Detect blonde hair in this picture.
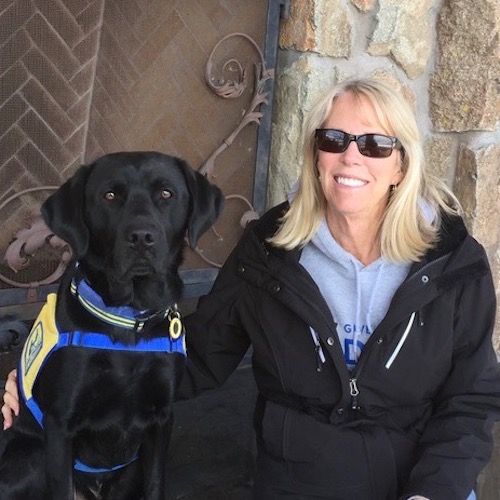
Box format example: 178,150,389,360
269,77,460,262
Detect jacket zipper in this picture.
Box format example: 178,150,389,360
304,257,447,414
256,250,449,413
309,327,326,372
347,311,417,414
349,377,360,410
347,254,451,404
384,311,416,369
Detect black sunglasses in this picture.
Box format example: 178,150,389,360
315,129,403,158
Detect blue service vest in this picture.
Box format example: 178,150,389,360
19,293,186,473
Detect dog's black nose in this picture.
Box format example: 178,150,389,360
128,229,155,247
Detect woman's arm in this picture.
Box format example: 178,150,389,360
402,266,500,499
177,239,251,400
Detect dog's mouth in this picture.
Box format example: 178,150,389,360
129,262,154,275
104,271,178,311
101,246,175,309
125,262,158,279
113,251,160,278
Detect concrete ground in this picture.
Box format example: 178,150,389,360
165,361,257,500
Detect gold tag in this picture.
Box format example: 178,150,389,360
169,316,184,339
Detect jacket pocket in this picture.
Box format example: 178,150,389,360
260,399,288,459
261,401,371,496
284,409,370,487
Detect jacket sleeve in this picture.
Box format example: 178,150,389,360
176,236,252,400
401,259,500,500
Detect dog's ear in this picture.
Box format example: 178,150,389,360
178,159,225,249
41,165,91,258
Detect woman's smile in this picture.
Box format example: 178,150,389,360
334,175,368,188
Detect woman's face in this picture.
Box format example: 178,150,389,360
317,92,404,224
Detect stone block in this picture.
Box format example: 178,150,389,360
368,0,433,79
279,0,316,52
454,145,500,249
430,0,500,131
314,0,351,57
269,55,339,207
453,144,500,351
424,135,456,185
279,0,350,57
351,0,376,12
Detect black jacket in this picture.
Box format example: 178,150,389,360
180,202,500,499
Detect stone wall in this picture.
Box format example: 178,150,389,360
269,0,500,497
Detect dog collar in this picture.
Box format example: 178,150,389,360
70,276,181,335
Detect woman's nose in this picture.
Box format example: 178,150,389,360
341,139,363,163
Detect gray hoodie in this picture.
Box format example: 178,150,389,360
300,217,411,370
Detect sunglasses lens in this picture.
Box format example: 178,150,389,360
316,130,348,153
316,129,400,158
358,135,394,158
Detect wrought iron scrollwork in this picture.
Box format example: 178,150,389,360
200,32,274,178
194,33,274,268
1,187,72,288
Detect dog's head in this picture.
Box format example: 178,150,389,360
41,152,224,310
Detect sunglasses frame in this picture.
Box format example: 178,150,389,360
315,128,403,158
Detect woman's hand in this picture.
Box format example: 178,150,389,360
2,369,19,430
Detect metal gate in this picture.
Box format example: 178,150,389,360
0,0,289,380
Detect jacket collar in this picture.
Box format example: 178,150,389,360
252,202,471,265
250,202,302,263
421,211,468,262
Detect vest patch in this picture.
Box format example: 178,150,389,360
20,294,59,400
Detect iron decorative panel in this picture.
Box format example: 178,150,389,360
0,0,287,312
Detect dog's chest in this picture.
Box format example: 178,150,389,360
19,292,185,431
37,348,184,428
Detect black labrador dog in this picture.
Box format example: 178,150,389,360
0,151,224,499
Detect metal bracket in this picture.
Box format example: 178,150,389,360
280,0,291,19
0,317,29,354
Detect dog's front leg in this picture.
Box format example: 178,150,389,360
142,417,173,500
44,414,75,500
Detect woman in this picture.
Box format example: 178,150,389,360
4,78,500,499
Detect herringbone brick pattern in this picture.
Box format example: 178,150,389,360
0,0,103,254
87,0,268,269
1,0,268,283
88,0,264,165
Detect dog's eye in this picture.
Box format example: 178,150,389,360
104,191,116,201
160,189,173,200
